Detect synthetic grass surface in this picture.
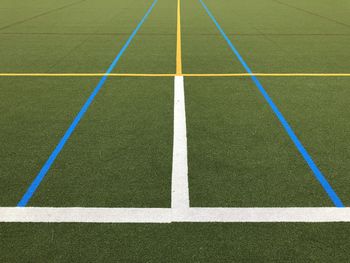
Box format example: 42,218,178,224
261,77,350,205
29,78,173,207
114,0,177,73
1,223,350,262
0,77,97,206
201,0,350,73
0,0,350,261
0,0,154,73
181,0,246,74
185,77,332,207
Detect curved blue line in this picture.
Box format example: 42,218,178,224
17,0,158,207
199,0,344,207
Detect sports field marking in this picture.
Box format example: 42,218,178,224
184,73,350,77
0,73,176,77
2,207,350,223
171,76,189,209
171,0,189,209
16,0,158,207
199,0,344,208
176,0,183,75
1,73,350,77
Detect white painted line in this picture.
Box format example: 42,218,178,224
1,207,350,223
171,76,190,209
0,208,171,223
173,208,350,222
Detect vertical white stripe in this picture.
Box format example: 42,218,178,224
171,76,189,209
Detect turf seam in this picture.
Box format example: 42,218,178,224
45,5,128,73
270,0,350,29
0,0,88,31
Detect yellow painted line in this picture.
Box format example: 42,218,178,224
260,73,350,77
184,73,350,77
176,0,182,75
1,73,350,77
0,73,176,77
0,73,105,77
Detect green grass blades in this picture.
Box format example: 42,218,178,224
27,78,173,207
1,223,350,262
185,77,332,207
1,0,350,261
0,77,97,206
261,77,350,205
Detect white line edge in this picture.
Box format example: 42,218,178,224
171,76,190,209
1,207,350,223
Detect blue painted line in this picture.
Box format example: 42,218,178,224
199,0,344,207
17,0,158,207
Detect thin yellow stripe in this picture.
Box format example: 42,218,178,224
176,0,182,75
0,73,350,77
183,73,350,77
0,73,176,77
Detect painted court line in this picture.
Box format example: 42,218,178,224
1,207,350,223
171,76,189,209
16,0,158,207
184,73,350,77
171,0,190,209
199,0,344,208
176,0,183,75
1,73,350,77
0,208,171,223
0,73,175,77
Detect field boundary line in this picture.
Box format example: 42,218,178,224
172,1,189,209
172,76,189,209
199,0,344,207
1,207,350,223
176,0,183,75
16,0,158,207
184,73,350,77
0,73,175,77
1,73,350,77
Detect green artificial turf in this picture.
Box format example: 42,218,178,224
29,78,173,207
185,77,332,207
115,0,177,74
202,0,350,73
0,0,153,73
181,0,246,74
182,0,349,207
0,0,350,261
0,77,97,206
261,77,350,206
1,223,350,262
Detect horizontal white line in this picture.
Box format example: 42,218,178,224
0,208,172,223
1,207,350,223
172,208,350,222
